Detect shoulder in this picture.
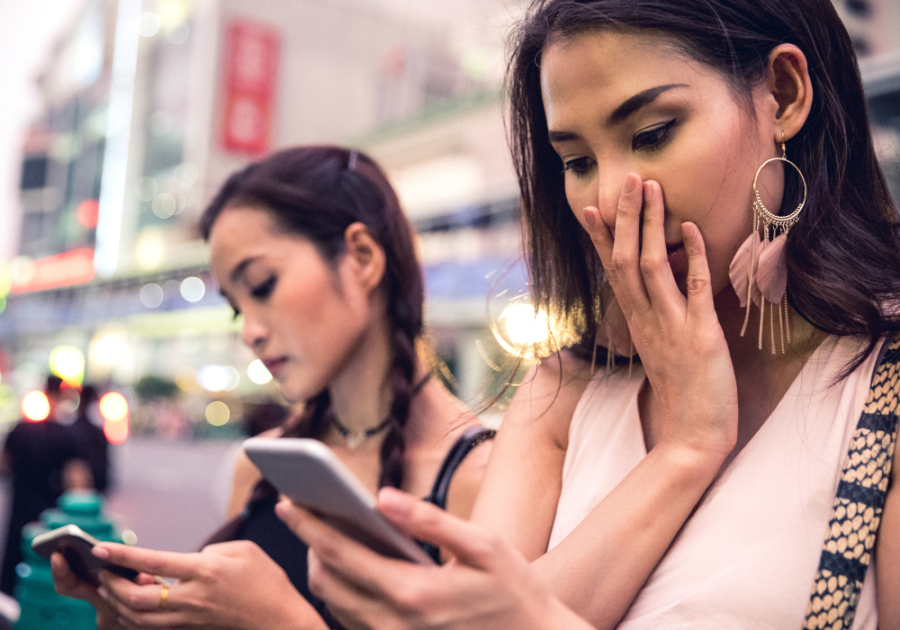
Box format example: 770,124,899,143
503,348,596,449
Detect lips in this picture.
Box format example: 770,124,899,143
666,243,686,269
261,357,288,377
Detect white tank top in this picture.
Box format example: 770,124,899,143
548,335,880,629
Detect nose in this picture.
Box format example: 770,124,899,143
595,164,633,230
240,311,268,353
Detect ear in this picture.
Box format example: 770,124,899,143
763,44,814,144
341,222,386,295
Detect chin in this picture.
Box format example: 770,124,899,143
278,376,329,405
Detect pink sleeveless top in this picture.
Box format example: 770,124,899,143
547,335,881,629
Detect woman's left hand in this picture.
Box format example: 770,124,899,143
277,488,594,630
92,540,326,630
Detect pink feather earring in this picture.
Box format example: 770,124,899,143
729,131,807,353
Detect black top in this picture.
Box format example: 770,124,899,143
1,419,86,594
69,415,111,493
224,427,495,630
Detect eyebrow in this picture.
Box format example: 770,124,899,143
607,83,686,126
229,256,258,285
548,83,687,143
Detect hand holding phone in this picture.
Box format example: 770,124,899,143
243,437,434,565
32,524,139,587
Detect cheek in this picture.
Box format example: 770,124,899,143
565,177,599,232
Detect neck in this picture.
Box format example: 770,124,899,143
717,288,822,358
328,315,398,435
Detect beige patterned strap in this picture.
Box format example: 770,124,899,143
803,337,900,629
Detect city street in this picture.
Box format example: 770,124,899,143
0,436,243,557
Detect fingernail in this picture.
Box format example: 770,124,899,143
583,207,596,226
92,546,110,559
97,586,108,600
623,176,637,194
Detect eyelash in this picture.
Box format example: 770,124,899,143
561,118,678,179
251,276,276,301
231,275,277,320
632,119,677,152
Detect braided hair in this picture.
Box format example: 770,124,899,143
200,146,424,490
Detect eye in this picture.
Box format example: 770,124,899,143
250,275,276,301
632,119,676,152
231,306,241,321
562,156,595,179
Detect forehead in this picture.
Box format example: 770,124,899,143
207,206,299,278
540,30,720,126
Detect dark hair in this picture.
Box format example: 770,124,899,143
508,0,900,369
201,146,424,489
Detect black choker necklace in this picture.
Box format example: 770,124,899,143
328,373,432,450
331,414,393,450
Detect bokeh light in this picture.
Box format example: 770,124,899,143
179,276,205,302
247,359,272,385
99,392,129,422
22,391,50,422
139,283,164,308
205,401,230,426
100,392,129,444
104,417,129,444
77,200,100,229
198,365,229,392
138,12,161,37
49,345,86,384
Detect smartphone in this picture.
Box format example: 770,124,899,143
243,437,434,565
31,524,139,586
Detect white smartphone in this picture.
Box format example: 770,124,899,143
242,437,434,565
31,524,139,586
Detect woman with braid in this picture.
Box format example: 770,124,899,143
50,145,493,630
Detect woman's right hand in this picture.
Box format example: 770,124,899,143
278,488,595,630
50,552,155,630
583,173,738,459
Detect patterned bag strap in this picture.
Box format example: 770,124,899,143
803,337,900,630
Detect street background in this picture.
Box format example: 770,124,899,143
0,0,898,584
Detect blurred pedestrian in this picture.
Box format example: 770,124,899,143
69,385,111,494
0,375,91,594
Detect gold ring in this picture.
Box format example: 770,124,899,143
159,582,170,610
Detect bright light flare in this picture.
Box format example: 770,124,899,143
49,346,86,384
503,303,551,347
100,392,129,444
104,417,129,444
22,391,50,422
99,392,129,422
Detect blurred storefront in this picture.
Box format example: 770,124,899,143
0,0,526,433
5,0,899,437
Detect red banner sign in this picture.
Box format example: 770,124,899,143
10,249,96,294
221,20,280,154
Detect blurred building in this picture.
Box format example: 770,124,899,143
832,0,900,57
0,0,525,430
5,0,900,434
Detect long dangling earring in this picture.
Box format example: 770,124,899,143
729,131,807,353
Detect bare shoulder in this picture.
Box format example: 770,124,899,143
226,426,283,519
503,348,596,448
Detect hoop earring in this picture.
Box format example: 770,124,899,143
729,132,807,353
